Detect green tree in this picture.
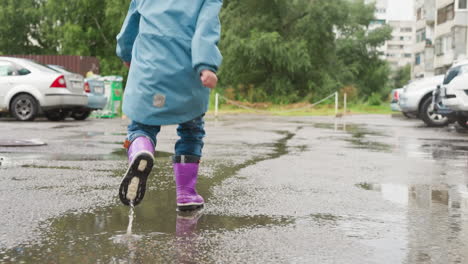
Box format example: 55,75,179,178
335,0,393,99
36,0,128,75
1,0,393,102
0,0,41,54
392,64,411,89
219,0,392,103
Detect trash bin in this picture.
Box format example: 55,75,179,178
98,76,123,118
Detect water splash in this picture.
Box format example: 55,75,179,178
127,202,135,235
110,201,142,245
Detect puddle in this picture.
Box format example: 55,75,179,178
313,122,394,152
52,125,80,129
58,131,127,140
350,182,468,263
0,150,173,168
0,164,291,263
0,139,47,147
0,130,299,262
356,182,468,210
0,156,9,168
419,142,468,161
21,164,81,170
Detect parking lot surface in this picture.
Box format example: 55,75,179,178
1,114,468,263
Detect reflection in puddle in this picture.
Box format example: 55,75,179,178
353,182,468,263
356,182,468,210
316,122,468,160
314,122,394,152
0,156,10,168
356,183,410,205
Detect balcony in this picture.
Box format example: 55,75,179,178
425,39,434,48
425,0,436,25
426,14,436,25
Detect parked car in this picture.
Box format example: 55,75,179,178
0,57,87,121
390,88,407,115
48,65,107,120
434,60,468,128
399,75,447,127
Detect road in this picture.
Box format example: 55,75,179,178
0,114,467,263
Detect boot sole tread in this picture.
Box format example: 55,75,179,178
119,152,154,206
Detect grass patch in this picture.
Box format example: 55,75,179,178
207,103,394,116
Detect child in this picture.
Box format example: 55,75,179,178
116,0,223,211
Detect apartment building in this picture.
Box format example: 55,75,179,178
366,0,389,59
386,21,415,70
365,0,416,70
413,0,436,78
433,0,468,74
413,0,468,77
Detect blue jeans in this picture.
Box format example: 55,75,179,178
127,115,206,157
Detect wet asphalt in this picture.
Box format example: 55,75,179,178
1,114,468,263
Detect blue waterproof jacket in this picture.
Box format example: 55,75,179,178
116,0,223,125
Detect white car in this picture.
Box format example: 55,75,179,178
399,75,447,127
390,88,406,114
440,60,468,128
0,57,87,121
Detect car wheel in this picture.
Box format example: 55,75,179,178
10,94,38,121
44,110,69,121
420,96,450,127
457,116,468,129
71,110,91,121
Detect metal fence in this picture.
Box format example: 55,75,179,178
3,55,100,76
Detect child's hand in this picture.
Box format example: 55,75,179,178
200,70,218,89
123,62,131,68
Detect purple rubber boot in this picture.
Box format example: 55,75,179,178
173,155,204,211
119,137,154,206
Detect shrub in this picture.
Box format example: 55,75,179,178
367,92,382,106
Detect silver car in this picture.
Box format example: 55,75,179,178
399,75,447,127
0,57,87,121
390,88,404,112
48,65,107,120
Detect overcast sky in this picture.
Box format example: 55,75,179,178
387,0,415,21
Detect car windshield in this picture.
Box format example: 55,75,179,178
461,64,468,74
48,64,72,73
24,60,61,74
443,64,468,85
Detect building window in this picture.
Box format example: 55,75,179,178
446,34,453,51
376,8,386,14
438,3,455,24
417,8,423,20
447,4,455,20
370,19,385,26
415,53,422,65
435,38,443,55
416,29,426,43
400,27,413,33
403,53,412,58
460,0,467,9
